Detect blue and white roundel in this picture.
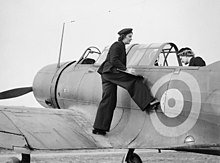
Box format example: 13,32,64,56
150,72,201,137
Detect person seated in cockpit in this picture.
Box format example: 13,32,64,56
178,47,206,66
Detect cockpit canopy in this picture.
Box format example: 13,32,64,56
95,42,181,67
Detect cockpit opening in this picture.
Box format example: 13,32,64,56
77,46,101,64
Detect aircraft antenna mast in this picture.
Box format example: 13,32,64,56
57,21,75,68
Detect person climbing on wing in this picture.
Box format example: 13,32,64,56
92,28,160,136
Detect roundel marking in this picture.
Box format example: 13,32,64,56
150,72,201,137
160,89,184,118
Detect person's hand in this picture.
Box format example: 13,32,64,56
127,68,135,74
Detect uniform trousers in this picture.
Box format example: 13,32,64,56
93,71,154,131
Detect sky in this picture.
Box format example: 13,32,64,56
1,0,220,107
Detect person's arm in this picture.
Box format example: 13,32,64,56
109,43,126,70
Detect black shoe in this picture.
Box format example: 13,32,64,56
92,128,107,136
145,99,160,114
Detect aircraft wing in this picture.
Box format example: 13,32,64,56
1,105,220,156
0,106,112,152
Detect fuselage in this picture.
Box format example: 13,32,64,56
32,43,220,150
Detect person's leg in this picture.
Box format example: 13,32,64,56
93,75,117,132
103,72,154,110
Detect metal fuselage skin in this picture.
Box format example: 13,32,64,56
33,43,220,150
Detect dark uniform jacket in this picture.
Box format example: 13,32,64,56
189,57,206,66
97,41,127,74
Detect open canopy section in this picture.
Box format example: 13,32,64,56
127,43,180,67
